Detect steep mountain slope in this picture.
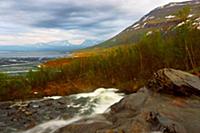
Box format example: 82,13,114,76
92,0,200,48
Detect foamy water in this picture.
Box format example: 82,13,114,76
19,88,124,133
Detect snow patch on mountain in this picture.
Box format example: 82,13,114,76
195,17,200,22
177,22,185,27
146,31,153,36
165,15,176,19
188,14,194,18
142,23,147,28
142,15,155,22
132,23,140,28
166,2,188,8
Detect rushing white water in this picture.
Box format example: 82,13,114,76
43,96,62,100
73,88,124,114
21,117,82,133
19,88,124,133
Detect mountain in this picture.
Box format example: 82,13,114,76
92,0,200,48
0,40,101,52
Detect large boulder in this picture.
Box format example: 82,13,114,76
147,68,200,96
56,69,200,133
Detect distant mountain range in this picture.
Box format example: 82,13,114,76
0,40,101,52
92,0,200,48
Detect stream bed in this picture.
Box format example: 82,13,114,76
0,88,124,133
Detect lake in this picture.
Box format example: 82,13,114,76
0,51,69,75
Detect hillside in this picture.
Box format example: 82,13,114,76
0,1,200,102
91,0,200,48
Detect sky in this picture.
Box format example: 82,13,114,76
0,0,185,45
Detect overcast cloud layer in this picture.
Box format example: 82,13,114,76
0,0,184,45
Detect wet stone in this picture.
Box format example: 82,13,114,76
0,97,75,133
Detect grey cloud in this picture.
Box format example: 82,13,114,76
2,0,131,40
12,1,135,28
0,0,184,45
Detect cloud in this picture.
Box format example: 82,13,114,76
0,0,185,45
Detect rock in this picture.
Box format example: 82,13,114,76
55,68,200,133
32,104,40,108
145,111,186,133
57,88,200,133
25,111,32,116
0,97,78,133
147,68,200,96
110,88,149,113
55,115,112,133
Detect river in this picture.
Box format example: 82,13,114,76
0,88,124,133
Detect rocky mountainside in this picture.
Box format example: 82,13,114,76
93,0,200,48
55,68,200,133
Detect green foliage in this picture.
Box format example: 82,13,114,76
0,73,9,95
176,6,191,20
0,22,200,101
0,73,31,100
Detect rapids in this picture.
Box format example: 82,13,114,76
17,88,124,133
